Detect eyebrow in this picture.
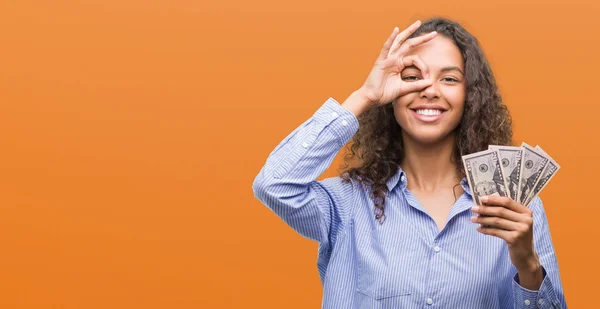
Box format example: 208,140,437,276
440,66,464,75
403,65,464,75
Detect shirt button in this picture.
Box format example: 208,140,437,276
301,142,309,148
341,120,348,126
426,298,433,305
434,246,441,252
524,299,531,305
538,299,543,305
400,175,406,182
331,112,338,118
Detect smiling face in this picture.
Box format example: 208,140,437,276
393,35,466,145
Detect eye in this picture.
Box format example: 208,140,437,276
402,75,420,82
442,77,460,83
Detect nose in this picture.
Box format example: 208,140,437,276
419,81,440,100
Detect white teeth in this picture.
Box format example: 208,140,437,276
416,109,442,116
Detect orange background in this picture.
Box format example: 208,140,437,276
0,0,597,308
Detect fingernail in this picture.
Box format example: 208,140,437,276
470,216,477,222
471,206,479,212
480,196,488,203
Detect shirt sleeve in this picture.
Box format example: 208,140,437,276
252,97,360,249
511,197,568,308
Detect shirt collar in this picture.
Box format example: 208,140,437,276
386,166,405,192
460,177,472,196
386,165,472,196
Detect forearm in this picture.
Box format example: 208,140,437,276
252,97,359,241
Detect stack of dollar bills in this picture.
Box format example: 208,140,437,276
462,143,560,206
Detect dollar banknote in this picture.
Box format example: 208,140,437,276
517,143,549,204
463,144,560,207
489,145,523,201
522,146,561,206
462,149,509,205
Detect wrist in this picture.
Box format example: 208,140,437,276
516,256,544,290
341,88,373,117
518,254,541,274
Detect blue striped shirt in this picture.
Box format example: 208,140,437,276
252,97,567,308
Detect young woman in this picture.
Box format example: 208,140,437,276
252,18,567,308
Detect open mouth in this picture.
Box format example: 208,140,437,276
409,107,448,123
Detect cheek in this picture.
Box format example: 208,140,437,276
392,94,417,121
443,86,466,112
440,88,466,128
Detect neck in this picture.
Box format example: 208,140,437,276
400,132,462,193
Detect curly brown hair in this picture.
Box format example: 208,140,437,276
341,17,513,224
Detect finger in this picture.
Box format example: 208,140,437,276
394,31,438,57
398,78,433,96
476,226,514,243
471,204,522,222
482,195,531,215
388,20,422,57
399,55,430,78
379,27,400,60
471,215,522,231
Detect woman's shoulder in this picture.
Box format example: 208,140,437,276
320,172,376,191
318,175,359,192
317,174,372,203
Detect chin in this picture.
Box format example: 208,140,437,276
408,134,447,145
403,128,455,145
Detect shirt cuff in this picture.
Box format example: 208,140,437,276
512,266,560,308
312,97,359,146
